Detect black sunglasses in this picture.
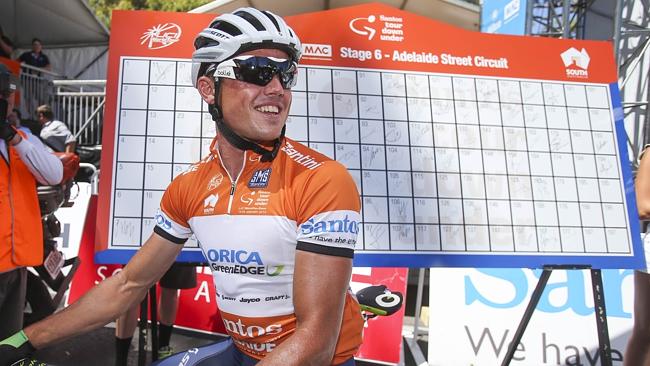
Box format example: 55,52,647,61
212,56,298,89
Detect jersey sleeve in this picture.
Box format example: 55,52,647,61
295,161,361,258
153,177,193,244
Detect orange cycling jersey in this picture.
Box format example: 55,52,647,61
154,137,363,364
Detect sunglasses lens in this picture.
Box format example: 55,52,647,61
233,57,296,89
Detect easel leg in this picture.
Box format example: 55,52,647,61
150,286,159,362
500,268,552,366
138,294,148,366
590,269,613,366
402,268,427,366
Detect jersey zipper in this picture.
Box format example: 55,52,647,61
215,148,247,214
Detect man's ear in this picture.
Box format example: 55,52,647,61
197,75,216,105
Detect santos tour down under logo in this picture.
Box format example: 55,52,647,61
349,14,404,42
140,23,182,50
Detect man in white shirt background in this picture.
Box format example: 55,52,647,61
36,104,76,153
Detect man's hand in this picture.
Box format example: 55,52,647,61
0,331,36,366
0,118,17,142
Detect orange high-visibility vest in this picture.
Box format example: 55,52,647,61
0,132,43,272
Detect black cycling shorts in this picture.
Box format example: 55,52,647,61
159,263,197,290
151,338,356,366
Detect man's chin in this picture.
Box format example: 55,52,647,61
252,132,284,146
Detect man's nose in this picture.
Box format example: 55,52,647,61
263,74,285,95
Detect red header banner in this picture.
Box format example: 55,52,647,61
96,4,618,248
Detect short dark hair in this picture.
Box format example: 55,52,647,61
32,38,42,45
12,108,21,119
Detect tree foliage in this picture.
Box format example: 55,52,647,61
89,0,212,29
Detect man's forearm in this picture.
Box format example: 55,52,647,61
24,270,149,349
13,136,63,185
0,39,11,55
257,322,339,366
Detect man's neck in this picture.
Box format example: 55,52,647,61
215,133,245,180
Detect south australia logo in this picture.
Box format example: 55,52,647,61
561,47,590,78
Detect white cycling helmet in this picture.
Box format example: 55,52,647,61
191,7,302,87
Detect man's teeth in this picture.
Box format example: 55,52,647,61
256,105,279,113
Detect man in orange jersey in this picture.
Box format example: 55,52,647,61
0,8,363,366
0,63,62,340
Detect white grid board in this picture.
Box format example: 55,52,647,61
108,56,631,258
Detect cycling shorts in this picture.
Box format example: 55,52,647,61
159,263,197,290
150,338,356,366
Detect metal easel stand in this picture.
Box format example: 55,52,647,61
137,286,159,366
400,268,428,366
500,266,613,366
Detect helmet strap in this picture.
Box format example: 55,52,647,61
208,80,284,162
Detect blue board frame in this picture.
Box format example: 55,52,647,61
97,83,645,269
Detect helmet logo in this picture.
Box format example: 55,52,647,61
141,23,182,50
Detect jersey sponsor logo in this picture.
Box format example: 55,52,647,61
140,23,181,50
208,249,263,265
223,317,282,339
207,173,223,191
206,249,284,276
282,142,323,170
233,338,278,354
203,194,218,214
300,215,360,235
248,168,271,188
238,190,271,213
155,211,172,230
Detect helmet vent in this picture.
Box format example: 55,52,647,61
262,11,282,33
236,11,266,31
210,20,243,36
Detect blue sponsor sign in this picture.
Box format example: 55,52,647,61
481,0,527,35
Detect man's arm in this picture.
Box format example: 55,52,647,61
43,54,52,71
24,232,183,349
9,130,63,185
637,147,650,219
65,141,76,154
258,251,353,366
0,36,13,56
60,121,76,153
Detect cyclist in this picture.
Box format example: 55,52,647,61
0,8,363,366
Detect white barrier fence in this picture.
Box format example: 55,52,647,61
18,64,105,146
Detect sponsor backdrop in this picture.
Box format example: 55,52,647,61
96,3,641,269
428,267,633,365
73,3,638,364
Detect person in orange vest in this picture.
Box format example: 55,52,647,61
0,63,62,340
